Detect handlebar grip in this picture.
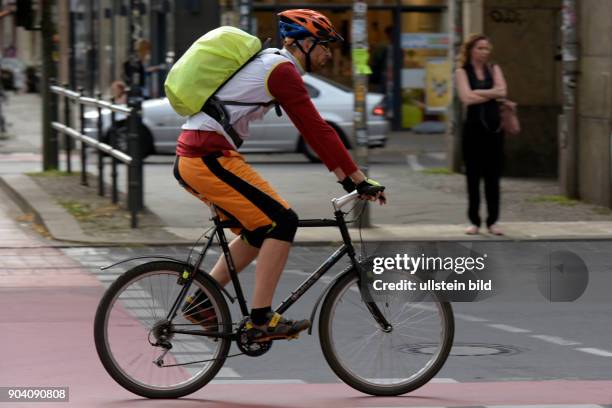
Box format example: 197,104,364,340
360,185,385,196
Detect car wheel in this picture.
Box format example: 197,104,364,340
300,122,351,163
103,122,155,159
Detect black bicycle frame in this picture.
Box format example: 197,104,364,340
170,206,391,339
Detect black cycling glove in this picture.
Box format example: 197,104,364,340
338,176,356,193
356,178,385,200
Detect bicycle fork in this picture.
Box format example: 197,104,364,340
335,209,392,333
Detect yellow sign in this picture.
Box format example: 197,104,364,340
425,60,452,112
352,49,372,75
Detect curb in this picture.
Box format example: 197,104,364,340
0,175,193,246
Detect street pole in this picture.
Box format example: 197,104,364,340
41,0,59,170
220,0,237,27
237,0,252,33
351,1,372,226
560,0,578,199
127,0,143,215
449,0,463,173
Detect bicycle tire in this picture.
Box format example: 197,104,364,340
94,261,231,399
319,270,454,396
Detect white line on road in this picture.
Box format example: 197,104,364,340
406,154,425,171
576,347,612,357
454,313,489,322
487,324,531,333
96,274,119,281
210,379,306,384
365,378,458,384
429,378,459,383
215,367,241,377
530,335,581,346
489,405,606,408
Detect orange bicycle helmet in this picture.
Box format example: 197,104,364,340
278,9,343,72
278,9,343,42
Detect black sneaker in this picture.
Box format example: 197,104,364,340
245,312,310,342
181,291,218,331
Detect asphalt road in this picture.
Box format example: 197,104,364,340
63,242,612,385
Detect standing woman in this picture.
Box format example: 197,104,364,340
456,34,507,235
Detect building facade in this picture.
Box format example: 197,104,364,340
2,0,611,206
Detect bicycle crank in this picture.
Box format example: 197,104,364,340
235,319,272,357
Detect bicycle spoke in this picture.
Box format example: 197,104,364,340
100,267,229,394
322,274,452,394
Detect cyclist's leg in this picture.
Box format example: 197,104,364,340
209,236,259,286
174,153,307,337
252,238,290,308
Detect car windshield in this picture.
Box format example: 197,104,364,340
310,74,352,93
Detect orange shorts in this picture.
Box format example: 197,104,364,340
174,151,291,235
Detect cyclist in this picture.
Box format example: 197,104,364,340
174,9,386,342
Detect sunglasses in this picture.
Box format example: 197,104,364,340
317,40,333,52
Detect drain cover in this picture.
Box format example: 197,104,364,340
399,343,521,357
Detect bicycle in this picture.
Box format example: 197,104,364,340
94,189,454,398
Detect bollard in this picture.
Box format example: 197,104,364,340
126,88,143,228
63,83,72,173
110,99,119,204
96,92,105,197
46,78,60,170
78,87,88,186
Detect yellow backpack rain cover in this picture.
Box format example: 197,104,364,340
164,26,262,117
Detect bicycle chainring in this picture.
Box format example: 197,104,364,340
235,319,272,357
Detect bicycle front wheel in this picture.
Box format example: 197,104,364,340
94,261,231,399
319,271,454,396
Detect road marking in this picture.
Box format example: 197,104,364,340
530,335,581,346
489,405,605,408
215,367,240,377
487,324,531,333
96,274,119,281
428,378,459,383
406,154,425,171
576,347,612,357
210,379,306,384
364,378,458,384
454,313,488,322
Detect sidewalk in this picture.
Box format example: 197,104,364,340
3,92,612,245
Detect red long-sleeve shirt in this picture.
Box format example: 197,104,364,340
176,61,358,177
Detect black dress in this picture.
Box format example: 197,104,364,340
461,63,504,228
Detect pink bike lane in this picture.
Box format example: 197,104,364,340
2,200,612,408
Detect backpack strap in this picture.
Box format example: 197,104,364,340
201,97,245,149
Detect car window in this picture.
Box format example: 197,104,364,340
304,83,320,98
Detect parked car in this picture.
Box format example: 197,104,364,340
84,74,389,161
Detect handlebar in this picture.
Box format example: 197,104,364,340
331,185,385,211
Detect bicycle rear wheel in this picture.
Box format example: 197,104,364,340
94,261,231,399
319,271,454,396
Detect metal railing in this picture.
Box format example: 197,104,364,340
50,83,144,228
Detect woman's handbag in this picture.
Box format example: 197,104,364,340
499,99,520,136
